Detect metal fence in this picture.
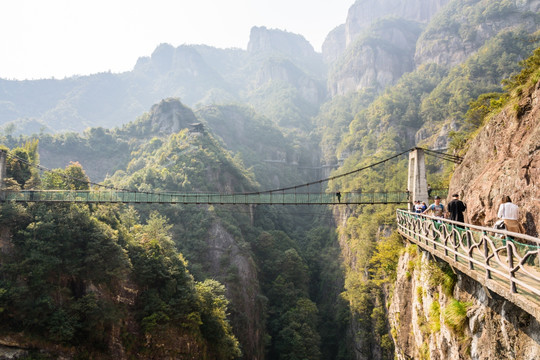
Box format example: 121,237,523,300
396,209,540,318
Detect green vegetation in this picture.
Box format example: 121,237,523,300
0,156,241,358
1,3,539,357
429,299,441,333
443,300,472,336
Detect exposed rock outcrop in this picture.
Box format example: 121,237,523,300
328,19,423,96
448,79,540,236
145,98,198,135
248,26,316,60
415,0,540,67
253,58,324,105
322,0,450,63
390,248,540,360
206,222,264,359
247,26,326,79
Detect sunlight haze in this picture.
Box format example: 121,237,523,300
1,0,354,80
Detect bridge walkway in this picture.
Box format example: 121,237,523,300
2,189,416,205
397,209,540,320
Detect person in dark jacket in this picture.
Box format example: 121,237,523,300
447,194,466,223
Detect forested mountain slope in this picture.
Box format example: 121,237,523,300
1,0,540,359
0,98,347,359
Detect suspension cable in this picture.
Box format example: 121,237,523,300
4,146,455,197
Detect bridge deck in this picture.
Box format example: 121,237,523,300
397,209,540,320
1,190,412,205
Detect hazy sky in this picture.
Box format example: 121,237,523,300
1,0,354,80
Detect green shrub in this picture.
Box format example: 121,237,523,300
443,299,471,334
429,300,441,333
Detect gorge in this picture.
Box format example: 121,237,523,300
1,0,540,359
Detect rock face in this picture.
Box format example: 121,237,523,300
414,0,540,67
248,26,326,79
206,222,264,359
248,26,316,60
146,98,198,135
327,19,423,96
448,79,540,236
390,249,540,360
321,25,346,64
253,58,324,105
322,0,450,63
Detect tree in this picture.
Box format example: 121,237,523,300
196,279,242,359
6,148,32,188
42,162,90,190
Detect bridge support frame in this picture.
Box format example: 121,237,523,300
407,148,429,211
0,149,6,200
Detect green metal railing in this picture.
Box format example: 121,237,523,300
396,209,540,319
1,190,414,205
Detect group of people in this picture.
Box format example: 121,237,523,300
416,194,524,234
414,194,467,222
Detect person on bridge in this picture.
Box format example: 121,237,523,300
447,194,466,223
336,191,341,203
423,195,444,218
497,195,524,234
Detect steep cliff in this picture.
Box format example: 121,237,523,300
389,49,540,360
448,78,540,236
390,246,540,360
415,0,540,67
322,0,450,64
327,19,423,96
247,26,324,76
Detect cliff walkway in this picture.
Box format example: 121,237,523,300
397,209,540,320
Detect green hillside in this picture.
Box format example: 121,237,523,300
0,0,539,358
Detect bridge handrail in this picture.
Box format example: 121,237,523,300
396,209,540,318
397,209,540,245
0,189,414,205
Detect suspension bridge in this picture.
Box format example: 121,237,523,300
1,147,539,319
0,148,453,206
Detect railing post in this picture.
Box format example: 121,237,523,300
483,231,491,280
453,227,459,263
467,231,474,270
444,225,449,257
432,221,437,251
507,239,517,293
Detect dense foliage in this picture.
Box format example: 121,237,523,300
0,159,241,358
1,1,539,358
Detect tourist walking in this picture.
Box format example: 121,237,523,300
423,196,444,218
447,194,466,223
497,195,524,233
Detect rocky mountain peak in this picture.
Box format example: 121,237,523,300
247,26,317,59
146,98,198,135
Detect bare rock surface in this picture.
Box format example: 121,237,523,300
448,80,540,236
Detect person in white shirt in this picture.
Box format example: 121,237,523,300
497,195,524,233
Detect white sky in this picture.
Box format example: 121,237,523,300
0,0,354,80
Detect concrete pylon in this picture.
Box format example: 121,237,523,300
407,148,428,211
0,150,6,200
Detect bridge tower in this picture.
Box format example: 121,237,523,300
0,149,6,200
407,148,429,211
